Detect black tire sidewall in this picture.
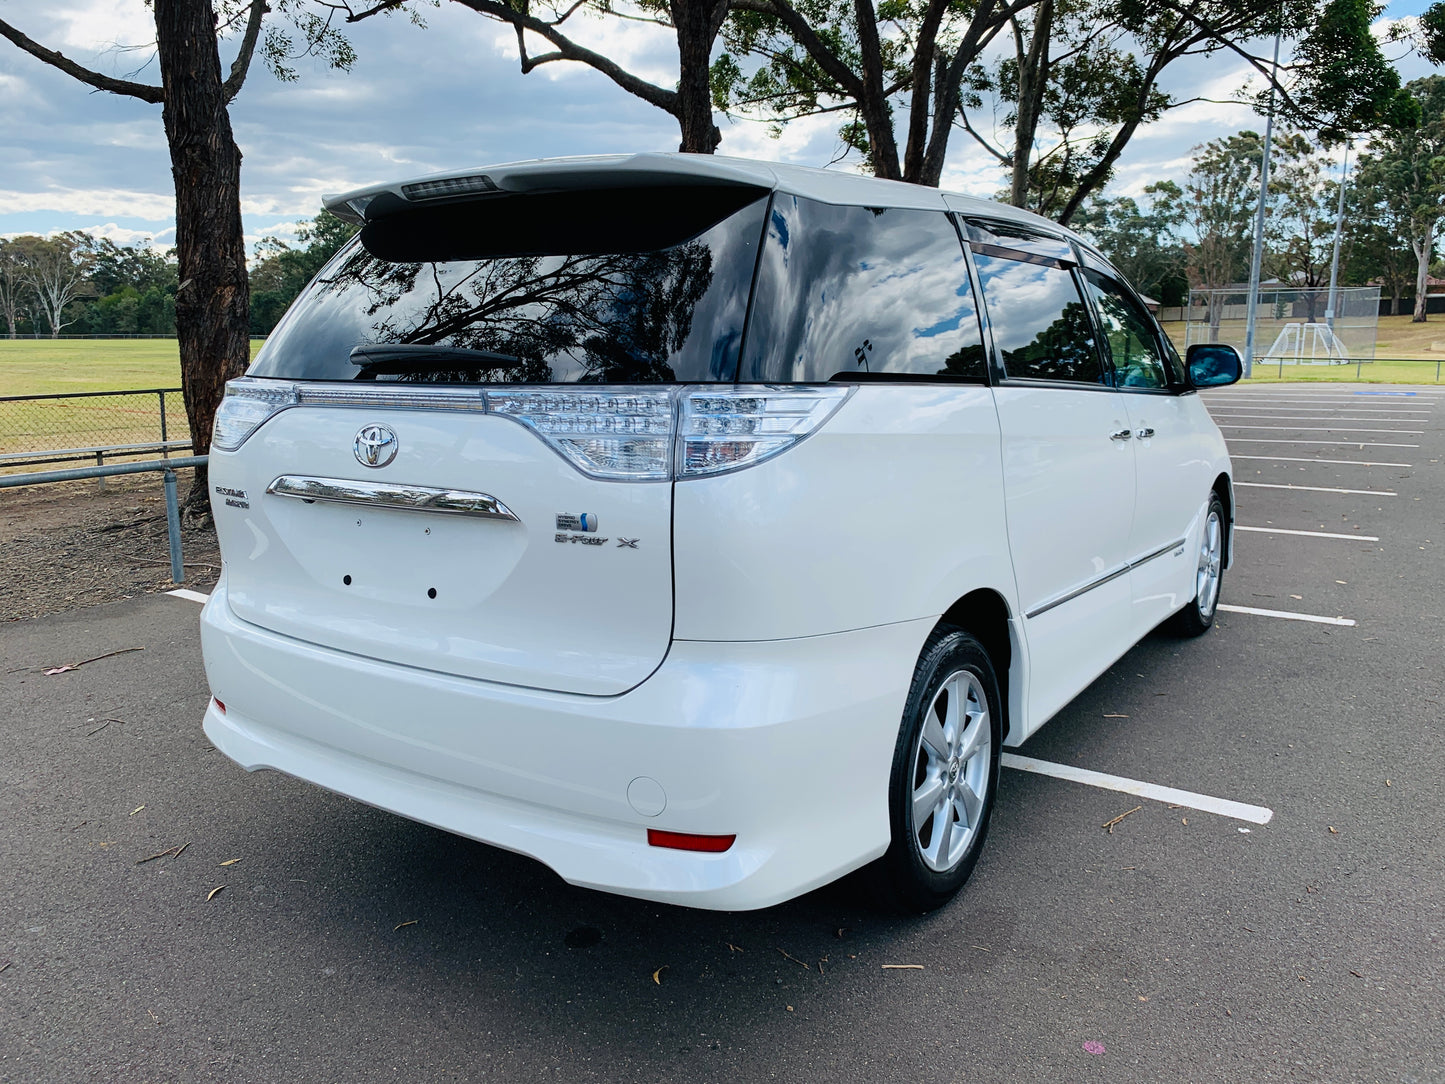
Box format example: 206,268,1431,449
878,628,1002,912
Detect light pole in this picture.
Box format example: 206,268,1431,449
1242,30,1283,379
1325,139,1352,333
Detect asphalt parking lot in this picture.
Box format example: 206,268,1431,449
2,383,1442,1083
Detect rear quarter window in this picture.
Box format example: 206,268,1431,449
740,197,986,383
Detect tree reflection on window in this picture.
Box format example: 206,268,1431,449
306,244,717,384
999,300,1102,383
973,253,1104,385
1083,273,1169,389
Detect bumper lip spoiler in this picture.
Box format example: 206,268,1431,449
265,475,520,522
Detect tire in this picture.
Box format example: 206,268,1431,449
865,627,1002,914
1170,493,1225,637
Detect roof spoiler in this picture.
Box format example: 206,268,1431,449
322,153,777,225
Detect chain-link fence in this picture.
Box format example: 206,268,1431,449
1183,286,1380,363
0,388,191,471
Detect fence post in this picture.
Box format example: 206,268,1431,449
1356,358,1362,379
95,450,106,493
158,390,169,457
163,467,184,584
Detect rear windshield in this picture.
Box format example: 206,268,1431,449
248,186,769,384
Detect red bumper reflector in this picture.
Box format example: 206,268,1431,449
213,697,226,714
647,829,736,853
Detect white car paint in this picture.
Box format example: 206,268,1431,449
200,152,1236,910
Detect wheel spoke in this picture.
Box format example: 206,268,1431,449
912,776,946,828
939,676,962,747
927,803,954,868
957,705,989,763
956,780,984,828
921,714,949,762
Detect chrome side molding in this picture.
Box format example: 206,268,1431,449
266,475,520,522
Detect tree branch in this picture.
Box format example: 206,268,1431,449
728,0,867,100
449,0,679,115
222,0,269,102
0,18,164,103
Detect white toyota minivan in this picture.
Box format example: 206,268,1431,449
200,153,1241,912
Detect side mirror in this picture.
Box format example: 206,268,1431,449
1186,343,1243,388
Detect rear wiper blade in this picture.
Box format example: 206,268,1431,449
349,344,526,370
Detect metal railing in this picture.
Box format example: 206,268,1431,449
0,456,208,584
0,387,191,470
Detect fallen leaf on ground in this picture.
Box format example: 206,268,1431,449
1083,1041,1106,1055
1103,713,1129,718
777,948,811,970
393,920,417,931
652,966,667,985
726,942,744,953
0,961,11,975
220,858,242,866
1328,826,1339,834
129,805,144,816
882,964,924,970
206,885,226,901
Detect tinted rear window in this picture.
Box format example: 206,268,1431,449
248,187,769,384
741,197,986,383
972,253,1104,385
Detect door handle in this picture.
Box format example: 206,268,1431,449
1136,426,1155,439
1109,429,1132,441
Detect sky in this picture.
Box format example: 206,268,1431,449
0,0,1439,256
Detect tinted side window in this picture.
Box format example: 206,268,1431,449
741,197,986,382
1083,271,1172,389
972,253,1104,385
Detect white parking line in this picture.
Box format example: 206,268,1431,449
1000,754,1274,825
1217,603,1356,626
1218,425,1424,434
1229,455,1411,467
167,588,211,604
1235,525,1380,541
1227,438,1419,448
1234,481,1396,495
1211,414,1431,422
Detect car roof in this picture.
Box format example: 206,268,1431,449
322,151,1085,246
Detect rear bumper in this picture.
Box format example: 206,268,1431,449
200,578,930,910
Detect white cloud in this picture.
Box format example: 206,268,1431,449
0,187,174,219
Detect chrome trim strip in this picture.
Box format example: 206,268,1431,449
1025,537,1187,620
266,475,520,522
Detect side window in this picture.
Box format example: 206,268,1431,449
741,196,987,382
1082,271,1174,389
971,252,1104,384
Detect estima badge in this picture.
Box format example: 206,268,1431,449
354,424,399,468
556,513,598,532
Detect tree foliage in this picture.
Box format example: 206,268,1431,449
249,211,361,334
1354,76,1445,321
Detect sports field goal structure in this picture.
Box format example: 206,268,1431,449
1181,286,1379,365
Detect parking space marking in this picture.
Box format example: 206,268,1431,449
1217,603,1356,626
167,589,211,604
1000,753,1275,824
1218,424,1424,434
1229,454,1411,467
1234,481,1397,495
1227,438,1419,448
1211,414,1430,422
1235,525,1380,541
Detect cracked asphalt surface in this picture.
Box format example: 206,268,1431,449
2,384,1441,1082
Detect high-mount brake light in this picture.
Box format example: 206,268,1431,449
401,174,499,201
647,829,736,853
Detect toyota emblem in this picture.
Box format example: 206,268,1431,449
354,424,399,468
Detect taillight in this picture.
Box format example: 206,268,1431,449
647,829,736,852
213,379,852,480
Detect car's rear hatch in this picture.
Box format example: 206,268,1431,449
210,169,772,696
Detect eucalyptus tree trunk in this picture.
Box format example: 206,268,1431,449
1412,227,1432,322
155,0,251,510
672,0,728,151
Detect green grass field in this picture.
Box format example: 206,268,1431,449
0,340,262,461
0,339,264,397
